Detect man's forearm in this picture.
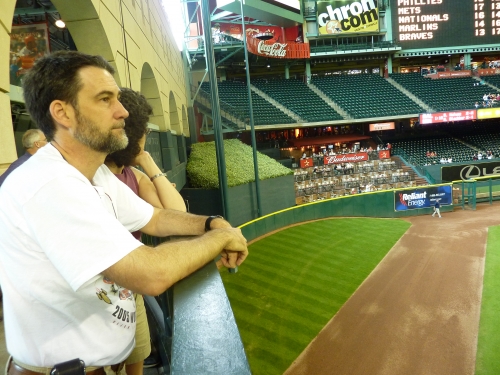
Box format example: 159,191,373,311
141,208,228,237
103,227,246,295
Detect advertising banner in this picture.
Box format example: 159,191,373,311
394,186,452,211
317,0,379,35
369,122,395,131
441,161,500,182
478,68,500,76
300,157,314,168
427,71,472,79
420,110,476,124
324,152,368,165
246,31,310,59
477,108,500,120
379,150,391,159
10,23,50,86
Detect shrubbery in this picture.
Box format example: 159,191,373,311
187,139,292,189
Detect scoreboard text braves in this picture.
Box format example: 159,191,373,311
393,0,500,48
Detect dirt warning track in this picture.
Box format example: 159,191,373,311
284,203,500,375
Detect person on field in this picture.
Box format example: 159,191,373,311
432,199,442,218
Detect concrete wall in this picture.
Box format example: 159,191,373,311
0,1,18,175
0,0,189,174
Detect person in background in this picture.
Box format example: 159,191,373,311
104,88,186,374
106,88,185,214
0,129,47,187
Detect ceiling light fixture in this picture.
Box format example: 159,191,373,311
55,19,66,28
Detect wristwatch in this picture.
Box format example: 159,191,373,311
204,215,224,232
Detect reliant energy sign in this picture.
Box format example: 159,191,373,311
394,185,452,211
317,0,379,35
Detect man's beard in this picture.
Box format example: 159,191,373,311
74,110,128,154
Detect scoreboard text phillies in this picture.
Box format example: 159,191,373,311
392,0,500,48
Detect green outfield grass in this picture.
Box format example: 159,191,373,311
221,218,411,375
475,225,500,375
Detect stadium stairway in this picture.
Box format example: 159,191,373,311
473,76,500,91
308,83,352,119
483,75,500,89
250,85,303,122
195,91,246,130
392,155,429,185
386,77,434,113
390,73,492,112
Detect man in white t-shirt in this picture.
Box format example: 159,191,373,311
0,51,248,371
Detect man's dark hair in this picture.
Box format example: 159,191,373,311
22,51,115,140
105,88,153,168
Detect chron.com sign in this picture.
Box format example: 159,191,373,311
317,0,379,35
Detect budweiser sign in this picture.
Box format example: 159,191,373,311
258,41,287,57
324,152,369,165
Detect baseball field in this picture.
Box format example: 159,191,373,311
221,202,500,375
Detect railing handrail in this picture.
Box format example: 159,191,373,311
171,262,251,375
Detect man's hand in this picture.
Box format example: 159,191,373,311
209,227,248,268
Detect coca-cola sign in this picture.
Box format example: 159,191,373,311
324,152,369,165
257,41,288,57
246,33,310,59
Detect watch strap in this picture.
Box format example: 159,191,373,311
204,215,224,232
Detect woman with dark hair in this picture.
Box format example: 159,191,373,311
105,88,186,375
105,88,186,215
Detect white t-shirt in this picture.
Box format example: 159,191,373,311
0,144,154,366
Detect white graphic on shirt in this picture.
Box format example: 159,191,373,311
94,276,136,329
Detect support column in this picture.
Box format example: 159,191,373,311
305,59,311,83
464,53,472,68
285,63,290,79
201,0,229,220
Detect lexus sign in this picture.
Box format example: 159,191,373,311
441,161,500,182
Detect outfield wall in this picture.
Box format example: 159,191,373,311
240,187,454,242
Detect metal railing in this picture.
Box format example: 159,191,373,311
310,39,400,54
393,149,435,184
141,233,250,374
195,87,247,131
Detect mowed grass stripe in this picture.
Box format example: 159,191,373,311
476,225,500,375
229,282,345,323
236,257,366,297
222,218,411,375
239,270,356,309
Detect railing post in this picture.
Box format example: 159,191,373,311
489,178,493,205
170,262,251,374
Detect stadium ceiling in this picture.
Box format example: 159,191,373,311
12,0,74,52
214,0,302,27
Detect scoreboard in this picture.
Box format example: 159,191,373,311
391,0,500,49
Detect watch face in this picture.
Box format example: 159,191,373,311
326,20,342,34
